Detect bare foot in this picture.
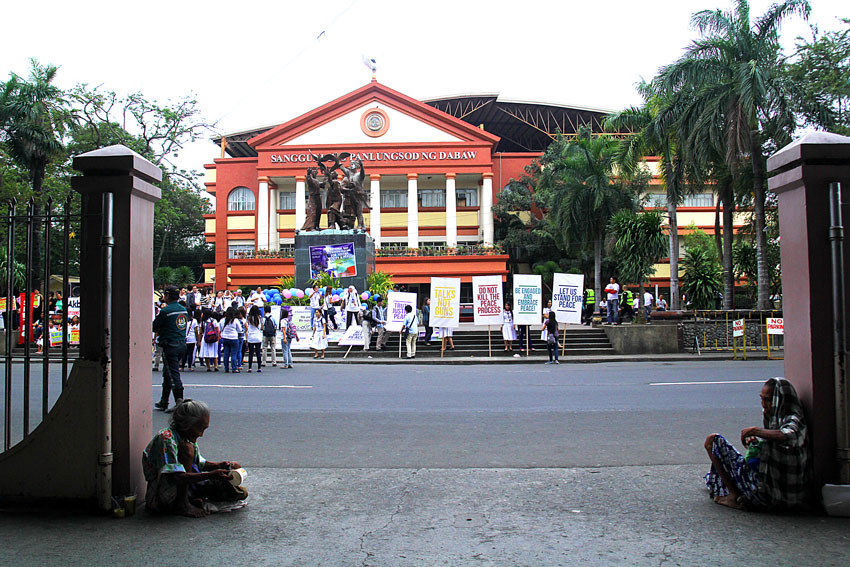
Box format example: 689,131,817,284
178,503,208,517
714,494,744,509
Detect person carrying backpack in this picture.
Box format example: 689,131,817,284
198,312,220,372
262,311,278,367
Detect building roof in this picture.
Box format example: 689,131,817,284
213,87,614,157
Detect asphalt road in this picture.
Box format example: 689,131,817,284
153,360,783,469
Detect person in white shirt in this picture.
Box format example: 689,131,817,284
181,311,201,371
604,277,620,325
657,295,668,311
402,304,418,359
643,291,654,323
245,305,264,372
219,307,244,373
248,287,265,316
309,285,321,329
231,289,245,310
343,285,362,328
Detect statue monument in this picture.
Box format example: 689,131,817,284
294,151,375,290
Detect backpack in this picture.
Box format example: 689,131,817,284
263,315,277,337
203,320,220,343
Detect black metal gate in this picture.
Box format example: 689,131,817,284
1,196,81,451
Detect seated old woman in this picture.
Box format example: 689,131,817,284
142,399,247,517
704,377,810,511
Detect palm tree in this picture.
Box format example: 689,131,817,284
536,129,637,303
0,59,68,287
657,0,810,309
606,83,698,310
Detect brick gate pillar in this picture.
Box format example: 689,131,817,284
767,131,850,488
72,145,162,499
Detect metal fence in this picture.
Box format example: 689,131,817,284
2,196,81,451
687,310,785,358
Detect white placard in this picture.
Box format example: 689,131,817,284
472,275,503,326
430,277,460,328
513,274,542,326
733,318,745,338
766,318,784,335
290,306,315,349
338,324,365,346
551,273,584,324
386,291,418,332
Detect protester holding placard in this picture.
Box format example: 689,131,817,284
311,310,328,358
402,305,418,359
502,303,516,350
542,311,560,364
421,298,432,344
372,297,388,351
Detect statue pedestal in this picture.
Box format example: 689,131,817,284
294,230,375,290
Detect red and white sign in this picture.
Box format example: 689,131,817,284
766,318,784,335
472,275,503,326
732,319,745,337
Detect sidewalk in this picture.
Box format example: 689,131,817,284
1,465,846,566
288,351,774,364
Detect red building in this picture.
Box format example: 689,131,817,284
203,80,729,297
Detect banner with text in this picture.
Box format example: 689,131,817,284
766,318,784,335
429,277,460,328
290,306,316,349
513,274,543,326
472,276,503,326
309,242,357,279
338,324,365,346
386,291,418,332
551,273,585,324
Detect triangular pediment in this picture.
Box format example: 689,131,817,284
249,81,500,149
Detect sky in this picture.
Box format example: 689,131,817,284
3,0,847,180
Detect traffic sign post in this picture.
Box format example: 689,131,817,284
766,317,785,360
732,318,746,360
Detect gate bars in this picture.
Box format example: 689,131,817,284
2,196,80,451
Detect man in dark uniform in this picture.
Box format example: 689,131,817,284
152,286,188,411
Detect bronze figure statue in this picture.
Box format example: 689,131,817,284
340,158,368,230
301,167,323,231
302,151,368,231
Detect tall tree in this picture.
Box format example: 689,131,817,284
0,59,69,287
607,210,669,296
67,85,215,269
786,18,850,135
606,82,699,310
657,0,810,309
535,129,640,303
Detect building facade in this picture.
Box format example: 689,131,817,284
203,80,741,296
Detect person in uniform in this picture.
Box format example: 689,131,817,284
152,286,189,411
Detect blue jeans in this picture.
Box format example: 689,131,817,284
221,338,240,371
607,299,620,324
310,307,318,329
281,339,293,367
644,306,652,322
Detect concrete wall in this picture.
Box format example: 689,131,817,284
603,324,679,355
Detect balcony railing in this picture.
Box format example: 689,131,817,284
228,244,505,259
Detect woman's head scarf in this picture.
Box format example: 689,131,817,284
758,377,810,509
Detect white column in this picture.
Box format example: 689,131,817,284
370,174,381,248
295,175,306,231
257,178,269,249
268,185,278,250
481,173,494,246
445,173,457,248
407,173,419,249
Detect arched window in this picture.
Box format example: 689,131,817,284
227,187,255,211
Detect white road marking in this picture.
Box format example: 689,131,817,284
154,383,312,389
649,380,763,386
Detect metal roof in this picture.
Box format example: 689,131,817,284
212,94,614,157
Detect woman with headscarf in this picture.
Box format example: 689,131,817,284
704,377,810,510
142,400,247,517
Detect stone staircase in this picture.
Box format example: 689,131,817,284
291,327,614,360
